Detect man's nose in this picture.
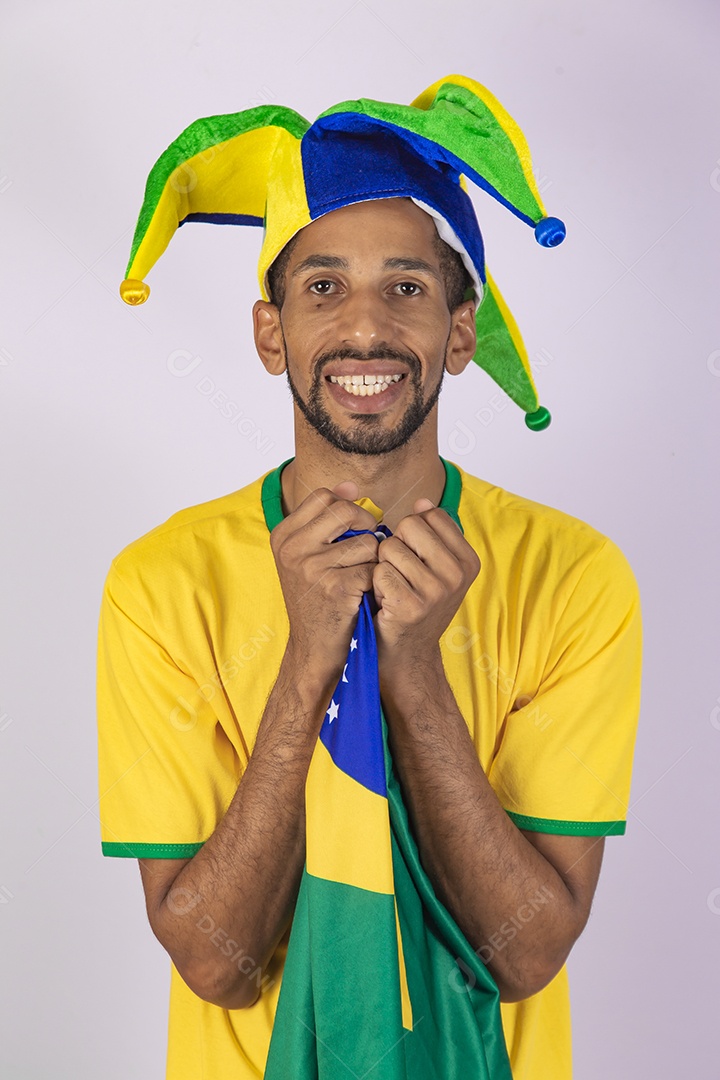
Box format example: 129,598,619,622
336,286,394,349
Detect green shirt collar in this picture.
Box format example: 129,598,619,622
261,457,463,534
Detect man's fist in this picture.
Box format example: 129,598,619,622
372,499,481,670
269,482,381,688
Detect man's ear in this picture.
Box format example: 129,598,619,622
445,299,477,376
253,299,286,375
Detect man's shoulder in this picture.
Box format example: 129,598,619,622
454,462,604,537
452,462,636,585
106,467,276,589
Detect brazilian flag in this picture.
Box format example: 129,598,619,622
265,528,512,1079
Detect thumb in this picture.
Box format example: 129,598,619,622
332,480,360,500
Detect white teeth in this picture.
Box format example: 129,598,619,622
328,373,404,397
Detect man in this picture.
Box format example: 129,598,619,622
97,77,641,1078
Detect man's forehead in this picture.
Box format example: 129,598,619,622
287,198,440,259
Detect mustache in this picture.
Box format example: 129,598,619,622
314,344,421,375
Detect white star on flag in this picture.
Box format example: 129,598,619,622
326,699,339,724
341,663,348,683
350,637,358,651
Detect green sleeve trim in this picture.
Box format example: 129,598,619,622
101,841,205,859
505,812,626,836
261,456,464,534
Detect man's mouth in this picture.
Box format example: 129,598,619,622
325,373,407,398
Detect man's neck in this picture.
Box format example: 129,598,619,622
279,425,447,534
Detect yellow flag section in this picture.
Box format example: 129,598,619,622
306,739,394,896
305,737,413,1030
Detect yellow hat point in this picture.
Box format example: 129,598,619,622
120,279,150,305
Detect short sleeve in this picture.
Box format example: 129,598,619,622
96,562,240,858
488,538,642,836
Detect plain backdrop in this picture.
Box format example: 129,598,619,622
1,1,718,1077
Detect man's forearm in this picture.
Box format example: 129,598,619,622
152,645,336,1008
380,646,588,1002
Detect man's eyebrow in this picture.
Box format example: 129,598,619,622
382,257,442,281
290,254,442,281
291,255,350,277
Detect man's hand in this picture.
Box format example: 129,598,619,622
269,481,381,690
372,498,480,671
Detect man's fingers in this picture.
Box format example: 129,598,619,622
272,485,379,544
376,537,446,600
373,559,418,609
332,480,359,501
274,481,359,531
304,497,380,545
395,507,479,575
299,555,376,600
306,531,379,572
377,537,426,585
413,497,435,513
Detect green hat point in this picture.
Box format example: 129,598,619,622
525,406,551,431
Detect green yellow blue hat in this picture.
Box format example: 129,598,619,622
120,74,565,430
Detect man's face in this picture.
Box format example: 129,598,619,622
264,198,473,456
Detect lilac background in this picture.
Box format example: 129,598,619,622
1,1,718,1076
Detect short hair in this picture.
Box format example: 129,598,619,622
431,232,475,312
266,231,301,311
266,211,474,313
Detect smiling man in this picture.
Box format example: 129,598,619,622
255,198,476,517
97,77,642,1080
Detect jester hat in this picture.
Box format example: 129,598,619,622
120,75,566,430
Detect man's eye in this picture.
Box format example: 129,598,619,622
308,280,334,294
395,282,422,296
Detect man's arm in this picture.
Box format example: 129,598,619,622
373,500,603,1001
138,484,381,1009
380,656,603,1001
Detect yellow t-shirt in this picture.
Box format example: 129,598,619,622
96,457,642,1079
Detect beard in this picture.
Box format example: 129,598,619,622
282,333,449,456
